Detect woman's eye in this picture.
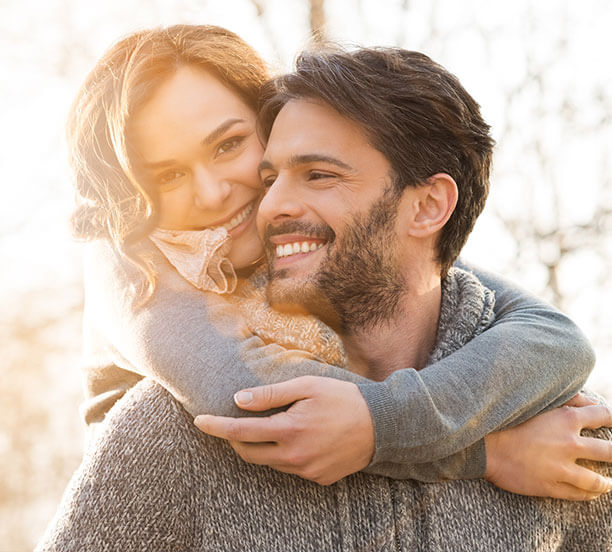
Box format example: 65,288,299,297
261,175,277,188
157,170,185,188
216,136,244,157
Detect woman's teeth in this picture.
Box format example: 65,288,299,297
216,202,253,232
276,241,324,258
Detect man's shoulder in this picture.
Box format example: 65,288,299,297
91,379,195,449
38,380,204,551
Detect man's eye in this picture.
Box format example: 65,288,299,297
216,136,244,157
308,171,334,181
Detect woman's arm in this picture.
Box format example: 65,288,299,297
83,241,594,481
358,259,594,474
82,240,368,420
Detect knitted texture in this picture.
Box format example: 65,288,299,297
151,225,349,367
38,268,612,550
428,268,495,364
232,266,348,367
37,380,612,551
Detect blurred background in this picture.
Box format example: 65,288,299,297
1,0,610,549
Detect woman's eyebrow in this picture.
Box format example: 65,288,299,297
201,118,246,146
141,118,247,169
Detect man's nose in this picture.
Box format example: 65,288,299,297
192,166,231,210
258,176,304,223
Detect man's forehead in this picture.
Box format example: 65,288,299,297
262,98,372,166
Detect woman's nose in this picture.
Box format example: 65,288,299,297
192,167,231,210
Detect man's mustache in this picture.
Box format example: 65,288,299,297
264,221,336,245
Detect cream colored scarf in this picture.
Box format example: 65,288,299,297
149,229,494,371
149,228,347,367
150,228,237,294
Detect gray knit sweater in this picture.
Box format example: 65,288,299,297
37,270,612,551
80,240,595,481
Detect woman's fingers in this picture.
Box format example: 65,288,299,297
564,392,599,408
230,441,283,466
194,412,289,443
549,481,604,501
577,434,612,464
561,463,612,494
572,404,612,430
233,376,320,411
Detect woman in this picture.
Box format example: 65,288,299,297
69,25,595,485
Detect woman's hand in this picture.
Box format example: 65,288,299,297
194,376,375,486
484,396,612,500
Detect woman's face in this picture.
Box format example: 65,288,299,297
130,65,264,269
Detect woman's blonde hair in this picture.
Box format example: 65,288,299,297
68,25,269,293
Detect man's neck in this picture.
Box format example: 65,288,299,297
341,276,442,381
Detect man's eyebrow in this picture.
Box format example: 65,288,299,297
258,154,354,173
141,118,246,169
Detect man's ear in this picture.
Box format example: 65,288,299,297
407,173,458,238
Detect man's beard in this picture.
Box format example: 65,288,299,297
264,186,405,334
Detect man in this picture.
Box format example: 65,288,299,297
38,48,612,551
197,48,612,496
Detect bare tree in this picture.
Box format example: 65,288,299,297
488,9,612,312
309,0,327,43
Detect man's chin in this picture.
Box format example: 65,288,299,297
266,277,340,330
265,277,308,311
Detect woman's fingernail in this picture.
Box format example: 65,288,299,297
234,391,253,406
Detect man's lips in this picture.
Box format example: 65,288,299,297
265,234,328,261
265,223,334,260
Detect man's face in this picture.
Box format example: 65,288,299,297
257,99,406,332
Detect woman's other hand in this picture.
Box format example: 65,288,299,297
484,395,612,500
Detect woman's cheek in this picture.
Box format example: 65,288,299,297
242,139,265,190
157,190,193,229
228,224,264,268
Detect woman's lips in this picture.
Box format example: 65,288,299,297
208,200,256,232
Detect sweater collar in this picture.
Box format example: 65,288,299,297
427,267,496,365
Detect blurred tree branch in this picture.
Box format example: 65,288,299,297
248,0,285,63
461,4,612,313
309,0,327,43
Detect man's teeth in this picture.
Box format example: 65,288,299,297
275,241,324,258
216,203,253,232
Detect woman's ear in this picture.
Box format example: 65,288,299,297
407,173,458,238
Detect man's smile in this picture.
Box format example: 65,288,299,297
274,239,326,258
265,222,335,270
268,236,328,273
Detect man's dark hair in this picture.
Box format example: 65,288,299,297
258,47,495,276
